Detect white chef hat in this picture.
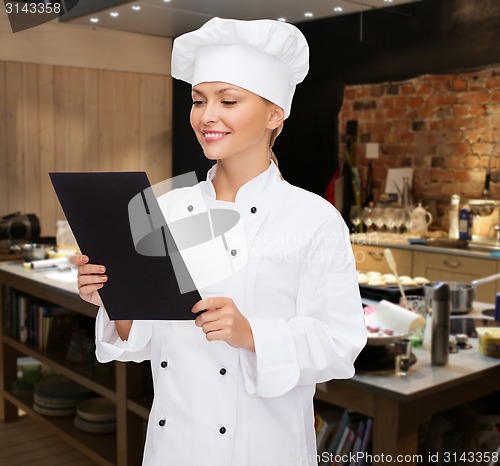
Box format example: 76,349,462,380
171,17,309,119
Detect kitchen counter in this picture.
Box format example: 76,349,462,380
3,263,499,465
350,232,500,260
316,302,500,465
350,234,500,302
0,260,79,295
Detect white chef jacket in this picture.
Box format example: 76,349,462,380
95,161,367,466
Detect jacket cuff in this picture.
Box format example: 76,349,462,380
95,307,152,363
240,316,299,398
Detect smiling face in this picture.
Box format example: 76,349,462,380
190,82,283,163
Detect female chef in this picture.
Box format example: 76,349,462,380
72,17,366,466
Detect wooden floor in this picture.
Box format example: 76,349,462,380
0,415,99,466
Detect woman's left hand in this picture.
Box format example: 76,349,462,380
192,297,255,351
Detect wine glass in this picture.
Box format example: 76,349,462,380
372,206,385,231
383,207,395,233
403,207,413,232
350,206,362,233
392,207,405,234
362,206,374,232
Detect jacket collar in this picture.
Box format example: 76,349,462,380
201,160,282,204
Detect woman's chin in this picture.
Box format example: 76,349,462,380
203,152,221,161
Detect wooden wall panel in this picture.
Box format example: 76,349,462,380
0,62,172,238
140,74,169,185
83,69,99,173
0,62,7,216
39,65,58,233
6,63,23,212
124,74,141,172
22,64,40,217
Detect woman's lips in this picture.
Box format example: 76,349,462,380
202,131,229,142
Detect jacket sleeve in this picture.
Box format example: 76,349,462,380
239,216,367,398
95,307,153,363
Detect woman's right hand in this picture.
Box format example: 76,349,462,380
69,254,106,307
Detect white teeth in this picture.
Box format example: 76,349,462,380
204,133,226,138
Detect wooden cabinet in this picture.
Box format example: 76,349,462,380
0,264,150,466
352,244,413,276
412,252,498,303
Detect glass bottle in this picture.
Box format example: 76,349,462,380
401,177,413,209
448,194,460,239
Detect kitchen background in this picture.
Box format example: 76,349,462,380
339,68,500,228
1,0,500,238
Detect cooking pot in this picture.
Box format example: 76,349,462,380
10,243,52,262
424,273,500,315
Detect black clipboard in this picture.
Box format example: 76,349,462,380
50,172,201,320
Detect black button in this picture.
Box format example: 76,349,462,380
250,207,257,214
219,427,226,434
220,368,227,375
187,205,194,212
161,361,168,368
159,419,166,427
230,249,237,256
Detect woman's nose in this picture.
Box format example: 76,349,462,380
200,102,219,124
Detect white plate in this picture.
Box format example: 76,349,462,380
76,397,116,423
33,402,76,417
74,415,116,433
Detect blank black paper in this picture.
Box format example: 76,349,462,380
49,172,201,320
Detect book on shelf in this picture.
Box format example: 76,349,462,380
357,417,373,466
331,425,352,466
323,409,350,465
3,288,77,351
349,418,367,466
315,407,345,459
322,410,372,466
19,294,29,343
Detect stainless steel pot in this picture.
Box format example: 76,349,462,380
424,281,474,314
10,243,50,261
424,273,500,314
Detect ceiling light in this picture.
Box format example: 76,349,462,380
277,17,286,22
384,0,394,2
132,5,141,10
110,11,119,17
304,12,314,18
334,7,343,12
163,0,172,2
90,17,99,23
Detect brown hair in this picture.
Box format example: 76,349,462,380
269,124,284,179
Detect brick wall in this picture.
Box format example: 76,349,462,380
339,67,500,228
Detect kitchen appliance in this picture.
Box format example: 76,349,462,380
430,282,451,366
9,243,53,262
424,272,500,314
0,212,40,241
468,199,500,249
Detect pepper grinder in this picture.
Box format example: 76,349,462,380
431,282,451,366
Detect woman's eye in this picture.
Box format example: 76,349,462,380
192,100,205,106
222,101,237,106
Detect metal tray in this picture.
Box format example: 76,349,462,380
359,284,424,304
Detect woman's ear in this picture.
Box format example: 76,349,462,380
268,105,285,130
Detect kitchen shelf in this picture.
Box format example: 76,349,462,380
0,262,149,466
4,335,116,401
4,390,116,466
128,396,153,419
